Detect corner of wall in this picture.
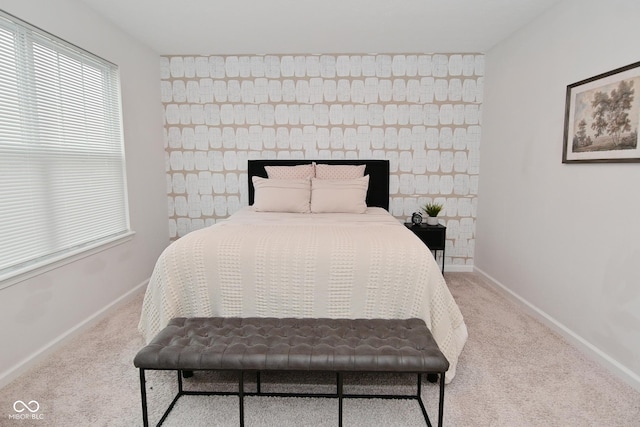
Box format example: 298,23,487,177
473,266,640,393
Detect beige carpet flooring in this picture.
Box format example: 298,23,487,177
1,272,639,426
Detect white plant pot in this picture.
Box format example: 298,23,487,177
426,216,439,225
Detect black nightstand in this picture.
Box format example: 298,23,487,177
404,223,446,274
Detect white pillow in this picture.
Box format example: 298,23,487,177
315,164,365,180
265,163,315,180
252,176,311,213
310,175,369,213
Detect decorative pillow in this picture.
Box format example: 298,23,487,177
265,163,315,180
252,176,311,213
310,175,369,213
315,163,366,180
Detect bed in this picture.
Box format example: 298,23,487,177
138,159,467,381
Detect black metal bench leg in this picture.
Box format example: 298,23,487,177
139,369,149,427
438,372,445,427
416,373,433,427
153,371,184,426
239,371,245,427
337,372,343,427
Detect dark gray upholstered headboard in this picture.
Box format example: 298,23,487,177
248,159,390,210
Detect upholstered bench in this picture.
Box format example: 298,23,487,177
133,317,449,427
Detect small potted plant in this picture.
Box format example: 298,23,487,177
422,202,443,225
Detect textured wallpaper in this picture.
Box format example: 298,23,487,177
161,53,483,269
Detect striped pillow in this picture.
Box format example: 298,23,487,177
252,176,311,213
310,175,369,213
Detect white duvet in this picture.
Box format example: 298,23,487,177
138,207,468,381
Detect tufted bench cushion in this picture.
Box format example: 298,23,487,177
134,317,449,373
134,317,449,427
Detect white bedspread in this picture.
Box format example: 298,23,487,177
138,207,468,381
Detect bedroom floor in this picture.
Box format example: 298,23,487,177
1,272,638,426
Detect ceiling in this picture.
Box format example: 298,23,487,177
78,0,564,54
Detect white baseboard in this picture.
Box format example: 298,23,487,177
444,264,474,273
0,279,148,389
473,266,640,392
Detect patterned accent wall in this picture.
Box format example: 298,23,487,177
161,53,483,268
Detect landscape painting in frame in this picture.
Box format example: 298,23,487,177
563,61,640,163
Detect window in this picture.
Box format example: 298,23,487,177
0,11,132,286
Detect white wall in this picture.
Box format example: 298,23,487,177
0,0,168,386
478,0,640,389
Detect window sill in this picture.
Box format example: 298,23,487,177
0,231,136,291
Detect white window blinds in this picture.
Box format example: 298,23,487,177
0,11,131,283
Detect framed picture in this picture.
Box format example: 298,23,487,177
563,60,640,163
